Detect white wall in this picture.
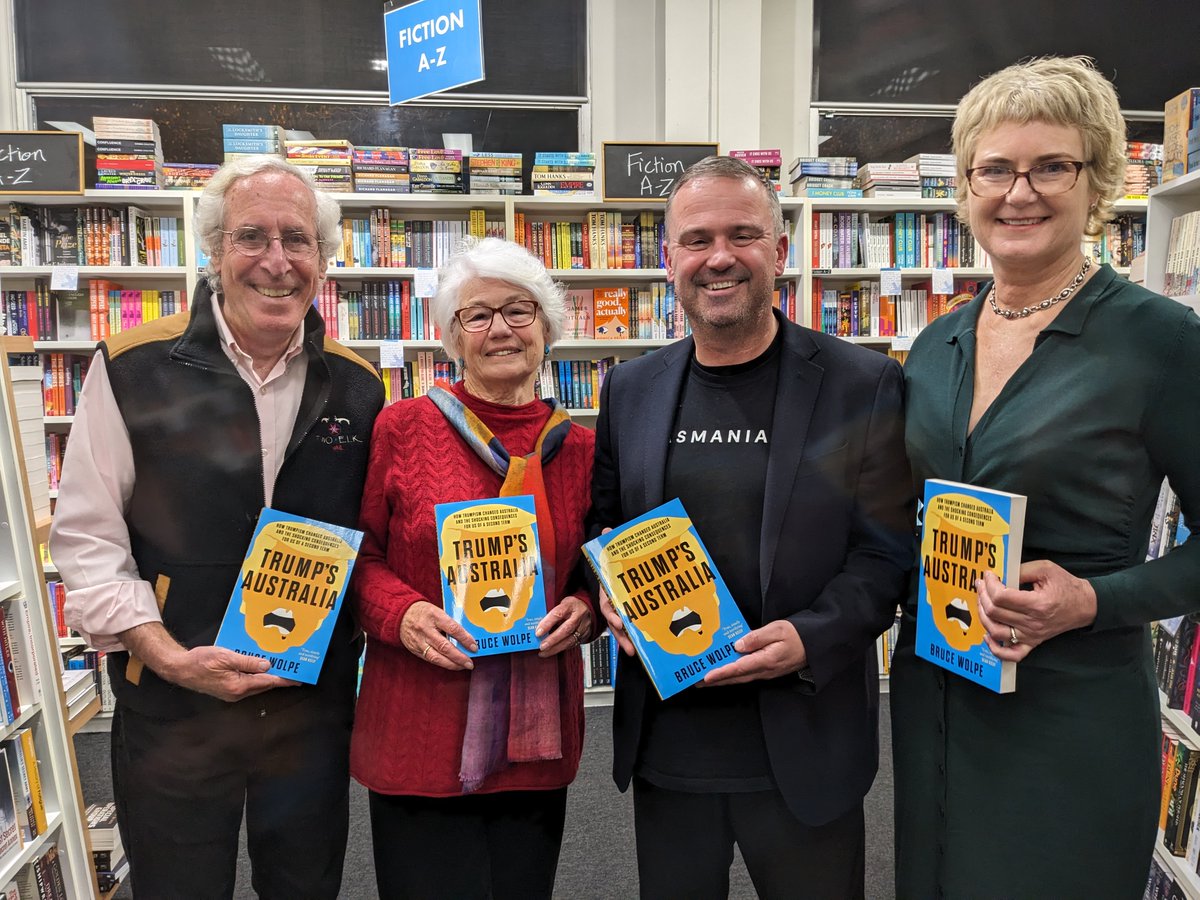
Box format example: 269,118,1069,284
589,0,813,160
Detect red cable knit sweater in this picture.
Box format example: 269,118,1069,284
350,382,596,796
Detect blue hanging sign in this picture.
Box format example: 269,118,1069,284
384,0,485,105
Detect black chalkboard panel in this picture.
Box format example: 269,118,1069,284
602,142,719,202
0,131,83,195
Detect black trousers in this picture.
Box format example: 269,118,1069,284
368,787,568,900
632,778,866,900
111,697,352,900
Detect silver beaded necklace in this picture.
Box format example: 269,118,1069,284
988,256,1092,320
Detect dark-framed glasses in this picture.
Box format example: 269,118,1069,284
454,300,541,332
965,161,1088,198
222,226,322,259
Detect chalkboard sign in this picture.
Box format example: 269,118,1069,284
0,131,84,195
602,142,719,202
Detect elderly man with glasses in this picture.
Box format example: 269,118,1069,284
50,155,384,899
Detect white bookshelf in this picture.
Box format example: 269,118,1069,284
0,338,93,895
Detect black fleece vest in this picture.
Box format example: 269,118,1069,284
101,284,384,717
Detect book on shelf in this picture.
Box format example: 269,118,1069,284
581,498,751,700
592,287,630,339
2,596,43,713
214,509,362,684
14,729,45,838
914,479,1026,694
435,495,548,657
0,746,20,862
2,738,34,844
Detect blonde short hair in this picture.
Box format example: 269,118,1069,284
952,56,1126,237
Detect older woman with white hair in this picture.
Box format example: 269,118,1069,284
350,237,597,899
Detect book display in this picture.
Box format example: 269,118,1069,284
0,341,93,894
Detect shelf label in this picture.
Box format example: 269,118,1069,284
379,341,406,369
932,267,955,295
414,268,439,298
50,265,79,290
880,267,902,296
892,336,914,352
384,0,485,105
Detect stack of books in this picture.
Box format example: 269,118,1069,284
60,668,97,721
410,149,465,195
286,140,354,192
93,117,163,190
787,157,859,197
222,124,286,162
6,354,49,528
86,802,129,895
161,162,218,189
467,152,523,195
854,162,921,199
352,147,410,194
730,149,783,192
532,152,596,196
906,153,957,198
1124,141,1163,198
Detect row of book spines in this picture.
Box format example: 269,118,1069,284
877,617,902,675
318,282,436,343
9,841,66,900
62,648,113,713
0,730,48,860
513,213,664,271
1164,210,1200,298
84,284,186,341
41,354,90,417
812,210,984,270
45,433,65,493
1159,722,1200,870
0,205,182,267
534,358,616,410
582,632,618,688
379,353,455,403
334,214,504,269
1083,216,1148,268
0,598,44,725
810,278,970,339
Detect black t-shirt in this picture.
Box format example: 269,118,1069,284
636,330,782,793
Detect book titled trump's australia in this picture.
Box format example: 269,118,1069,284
215,508,362,684
436,495,548,657
915,479,1026,694
582,498,750,700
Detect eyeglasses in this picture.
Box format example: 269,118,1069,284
222,226,323,259
965,161,1088,198
453,300,541,332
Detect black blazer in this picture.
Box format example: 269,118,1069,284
592,314,915,826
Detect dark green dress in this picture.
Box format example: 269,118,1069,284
892,266,1200,899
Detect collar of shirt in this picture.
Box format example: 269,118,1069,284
210,292,306,386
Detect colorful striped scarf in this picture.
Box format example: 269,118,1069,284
427,386,573,792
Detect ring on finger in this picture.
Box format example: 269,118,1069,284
422,643,432,660
1009,626,1020,647
571,629,582,647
